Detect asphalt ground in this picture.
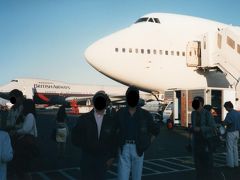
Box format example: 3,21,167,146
6,109,240,180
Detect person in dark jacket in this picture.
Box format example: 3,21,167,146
223,101,240,168
191,96,216,180
71,91,116,180
116,86,160,180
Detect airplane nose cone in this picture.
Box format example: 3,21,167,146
84,44,95,67
84,40,105,71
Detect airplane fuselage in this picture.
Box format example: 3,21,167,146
85,13,233,92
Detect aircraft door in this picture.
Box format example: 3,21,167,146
173,91,181,125
186,41,201,67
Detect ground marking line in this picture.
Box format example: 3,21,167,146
107,170,118,176
142,165,160,173
58,170,76,180
145,161,177,171
158,158,194,169
35,172,51,180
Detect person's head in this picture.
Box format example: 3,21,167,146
93,91,109,112
203,104,212,112
224,101,233,112
22,99,36,117
56,105,66,122
9,89,24,106
192,96,204,111
126,86,139,108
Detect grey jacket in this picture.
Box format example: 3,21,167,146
191,108,216,139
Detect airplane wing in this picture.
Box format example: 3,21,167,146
0,92,10,100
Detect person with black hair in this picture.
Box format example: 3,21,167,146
115,86,160,180
223,101,240,168
14,99,38,180
191,96,216,180
71,91,117,180
6,89,25,130
55,105,68,157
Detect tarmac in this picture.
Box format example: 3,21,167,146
3,109,240,180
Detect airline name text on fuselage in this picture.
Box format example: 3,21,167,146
34,84,71,90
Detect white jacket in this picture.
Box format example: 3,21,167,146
0,131,13,180
17,113,38,137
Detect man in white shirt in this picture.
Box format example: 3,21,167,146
72,91,117,180
0,130,13,180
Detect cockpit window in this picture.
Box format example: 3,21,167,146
11,80,18,82
148,18,154,23
154,18,160,23
135,17,148,23
135,17,160,24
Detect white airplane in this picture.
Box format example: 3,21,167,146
0,78,153,107
84,13,240,98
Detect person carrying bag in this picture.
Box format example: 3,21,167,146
13,99,39,179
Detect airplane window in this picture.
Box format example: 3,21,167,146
135,17,148,23
122,48,125,53
177,51,180,56
154,18,160,23
129,48,132,53
227,36,235,49
159,50,163,55
135,49,138,53
189,52,192,56
153,49,157,54
115,48,118,52
147,49,151,54
141,49,144,54
237,44,240,54
165,51,168,55
171,51,174,55
148,18,154,23
182,52,185,56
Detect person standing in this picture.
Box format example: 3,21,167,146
14,99,38,180
116,86,160,180
55,105,69,157
0,130,13,180
72,91,117,180
6,89,25,131
191,96,216,180
223,101,240,168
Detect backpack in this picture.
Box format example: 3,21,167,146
56,126,67,143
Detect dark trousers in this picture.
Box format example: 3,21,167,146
81,152,108,180
193,149,213,180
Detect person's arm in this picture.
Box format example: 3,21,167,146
71,116,84,147
1,132,13,163
16,114,34,134
223,113,232,126
106,112,119,169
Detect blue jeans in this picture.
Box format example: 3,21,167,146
118,144,144,180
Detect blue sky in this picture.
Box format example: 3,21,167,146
0,0,239,86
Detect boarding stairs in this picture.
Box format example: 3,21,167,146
186,26,240,89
